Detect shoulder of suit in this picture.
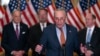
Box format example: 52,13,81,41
47,22,52,25
43,24,55,30
94,26,100,32
66,24,77,30
78,27,86,33
3,22,12,28
30,23,40,27
29,23,41,30
20,22,28,28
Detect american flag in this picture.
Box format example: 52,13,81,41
0,0,55,37
0,6,5,36
55,0,85,30
0,0,100,37
30,0,55,23
3,0,55,27
77,0,100,27
4,0,34,27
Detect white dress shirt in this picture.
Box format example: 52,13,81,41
13,22,20,33
40,22,47,31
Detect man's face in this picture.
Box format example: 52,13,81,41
54,10,66,29
38,10,47,23
86,14,95,27
12,10,21,24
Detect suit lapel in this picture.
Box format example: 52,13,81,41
19,23,22,39
38,24,42,32
53,25,61,47
11,22,18,39
83,28,87,44
66,25,73,46
90,27,97,43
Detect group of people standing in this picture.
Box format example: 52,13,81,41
1,8,100,56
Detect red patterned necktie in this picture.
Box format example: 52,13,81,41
16,24,19,39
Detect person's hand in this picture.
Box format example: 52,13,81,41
80,43,86,53
11,51,18,56
16,50,25,56
35,44,43,54
11,50,25,56
85,50,93,56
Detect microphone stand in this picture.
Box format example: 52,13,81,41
61,44,66,56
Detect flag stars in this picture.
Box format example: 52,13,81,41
32,0,35,3
68,1,70,3
11,7,13,10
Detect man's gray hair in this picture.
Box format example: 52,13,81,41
12,9,21,15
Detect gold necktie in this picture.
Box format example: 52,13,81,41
60,29,66,46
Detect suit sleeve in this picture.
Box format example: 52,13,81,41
92,31,100,56
73,27,81,56
40,28,48,49
28,27,36,52
1,26,13,54
23,25,29,54
92,43,100,56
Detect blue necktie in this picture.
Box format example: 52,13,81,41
86,29,91,43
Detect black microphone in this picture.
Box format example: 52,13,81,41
61,44,66,56
85,42,94,56
85,42,92,50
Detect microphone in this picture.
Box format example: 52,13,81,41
85,42,92,50
85,42,94,56
61,44,66,56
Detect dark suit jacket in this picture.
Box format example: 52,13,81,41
1,22,29,56
28,23,52,56
78,26,100,56
40,24,80,56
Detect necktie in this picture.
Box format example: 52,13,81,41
16,24,19,39
86,29,91,43
60,29,66,46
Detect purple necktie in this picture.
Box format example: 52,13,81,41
16,24,19,39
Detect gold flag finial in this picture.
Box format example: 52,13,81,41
88,0,90,8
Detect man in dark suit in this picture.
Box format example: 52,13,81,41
28,8,52,56
35,9,80,56
1,9,29,56
78,13,100,56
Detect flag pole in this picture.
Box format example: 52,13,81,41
62,0,65,9
87,0,90,13
52,0,56,10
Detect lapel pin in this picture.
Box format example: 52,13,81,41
69,30,71,33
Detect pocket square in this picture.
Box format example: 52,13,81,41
22,32,26,34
